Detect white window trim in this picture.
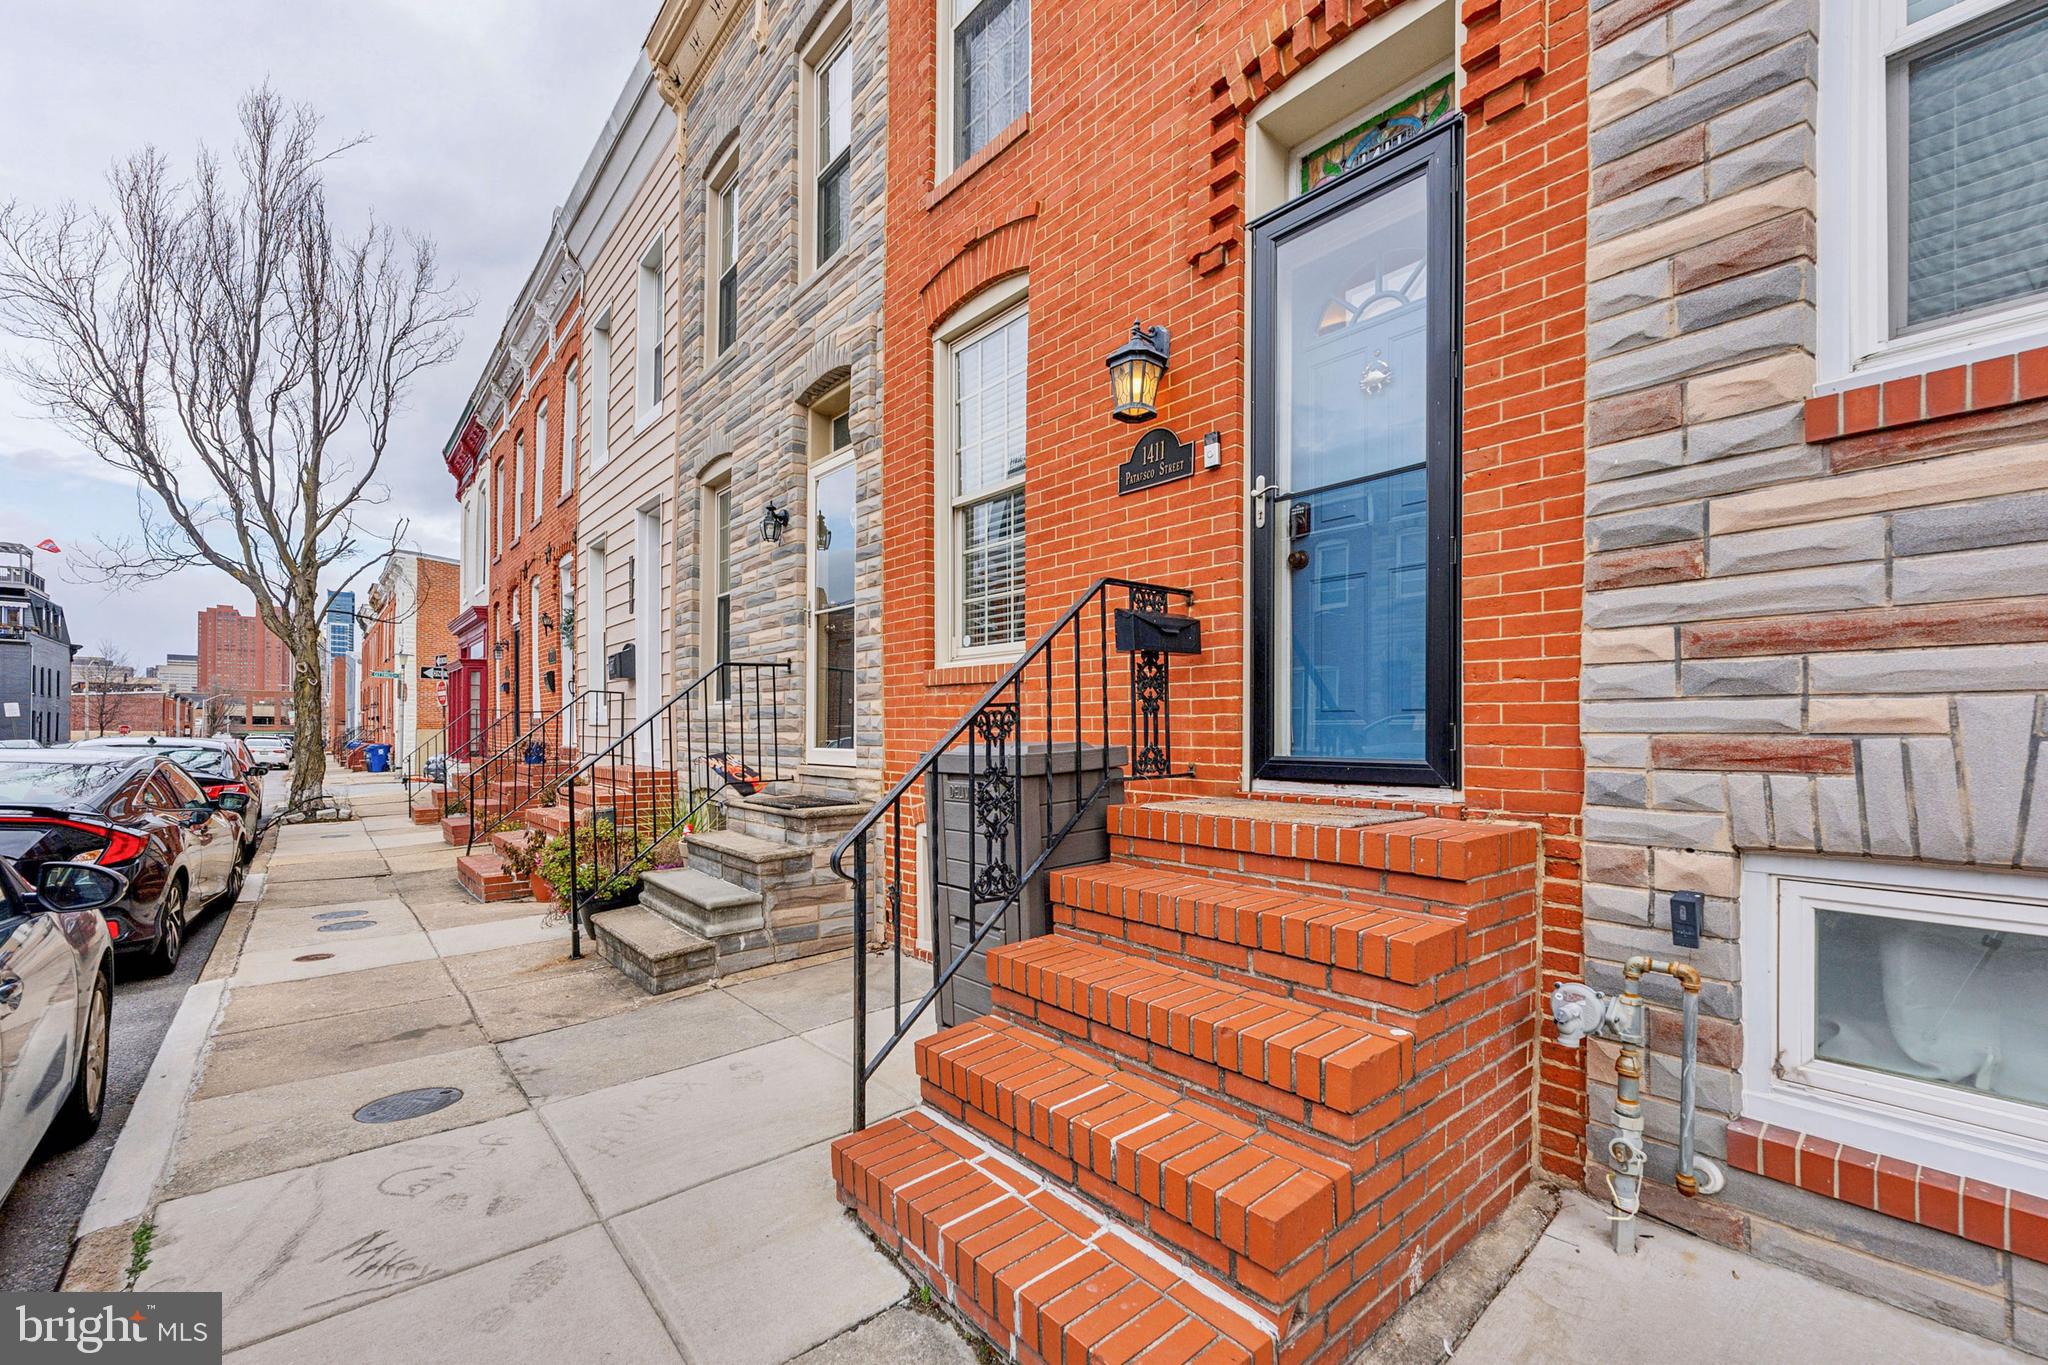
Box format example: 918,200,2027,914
937,0,1029,179
635,236,666,428
707,151,741,360
933,274,1029,667
806,386,857,767
1818,0,2048,392
590,313,613,470
561,361,578,500
533,400,548,526
510,434,524,544
800,4,856,276
1739,851,2048,1193
700,457,733,679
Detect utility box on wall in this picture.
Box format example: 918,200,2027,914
928,743,1127,1027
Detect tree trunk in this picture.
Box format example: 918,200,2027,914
289,639,328,811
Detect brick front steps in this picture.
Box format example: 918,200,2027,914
832,1110,1276,1365
987,936,1412,1114
455,851,526,903
835,796,1541,1364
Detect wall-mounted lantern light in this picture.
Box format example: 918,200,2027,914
1106,322,1170,424
761,500,791,544
540,612,555,633
490,641,506,660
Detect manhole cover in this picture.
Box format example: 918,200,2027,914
313,910,368,920
293,952,334,962
355,1087,463,1124
318,921,377,932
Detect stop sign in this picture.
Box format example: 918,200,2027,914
117,723,131,735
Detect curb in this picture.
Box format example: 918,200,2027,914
75,977,226,1238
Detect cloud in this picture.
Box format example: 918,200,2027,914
0,0,654,666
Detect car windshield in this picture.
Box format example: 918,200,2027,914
0,761,131,805
77,745,237,779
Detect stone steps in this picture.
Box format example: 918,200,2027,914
590,906,715,994
832,1111,1274,1365
916,1016,1348,1279
986,935,1412,1116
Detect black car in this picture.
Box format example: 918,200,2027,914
0,751,243,973
72,737,264,863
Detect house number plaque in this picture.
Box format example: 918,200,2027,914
1117,428,1196,495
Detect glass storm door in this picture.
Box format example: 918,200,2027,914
1250,119,1460,786
809,425,856,761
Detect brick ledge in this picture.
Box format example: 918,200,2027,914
1805,344,2048,442
1726,1118,2048,1264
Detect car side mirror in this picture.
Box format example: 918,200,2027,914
216,792,250,814
37,861,128,913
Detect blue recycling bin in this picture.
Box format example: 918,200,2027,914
364,743,392,773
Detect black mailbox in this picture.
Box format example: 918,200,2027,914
605,643,636,680
1114,609,1202,655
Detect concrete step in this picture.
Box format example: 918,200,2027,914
686,829,816,885
987,934,1412,1116
833,1111,1275,1365
638,866,765,939
917,1016,1347,1279
591,905,715,994
456,851,532,903
723,791,868,847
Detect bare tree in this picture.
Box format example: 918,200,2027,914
0,89,468,809
77,641,133,736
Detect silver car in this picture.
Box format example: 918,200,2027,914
0,857,125,1201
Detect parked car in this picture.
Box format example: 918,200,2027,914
0,855,125,1203
0,750,243,973
244,735,292,772
71,736,263,863
0,740,43,749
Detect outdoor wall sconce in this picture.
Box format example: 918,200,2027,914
761,500,791,544
540,612,555,632
1106,322,1170,424
490,641,506,659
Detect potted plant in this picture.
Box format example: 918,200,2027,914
499,828,551,902
537,819,641,913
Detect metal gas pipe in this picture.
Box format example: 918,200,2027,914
1550,955,1726,1253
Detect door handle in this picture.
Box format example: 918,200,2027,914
0,976,22,1011
1250,477,1289,530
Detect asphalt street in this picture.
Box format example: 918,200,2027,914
0,770,282,1291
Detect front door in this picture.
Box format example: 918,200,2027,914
809,417,857,765
1249,119,1461,787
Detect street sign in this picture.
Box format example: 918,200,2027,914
117,723,131,735
419,665,451,680
370,669,399,679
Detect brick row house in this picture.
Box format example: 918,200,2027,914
423,0,2048,1356
355,552,460,763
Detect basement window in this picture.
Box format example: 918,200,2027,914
1741,853,2048,1190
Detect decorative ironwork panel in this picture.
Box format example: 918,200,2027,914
1131,649,1170,778
969,702,1021,905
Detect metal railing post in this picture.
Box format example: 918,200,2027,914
852,834,868,1132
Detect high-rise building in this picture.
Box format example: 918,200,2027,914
196,603,293,730
0,542,74,744
152,653,198,692
325,590,356,658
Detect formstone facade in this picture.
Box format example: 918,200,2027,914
647,0,889,798
1580,0,2048,1351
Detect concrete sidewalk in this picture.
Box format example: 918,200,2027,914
80,768,973,1364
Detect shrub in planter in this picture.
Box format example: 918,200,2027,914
537,820,641,910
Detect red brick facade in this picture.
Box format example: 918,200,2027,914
485,298,582,730
196,603,293,720
878,0,1590,1183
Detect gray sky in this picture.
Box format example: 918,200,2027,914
0,0,654,666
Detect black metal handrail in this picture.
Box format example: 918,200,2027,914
829,577,1197,1130
398,706,480,795
562,660,791,957
463,690,625,853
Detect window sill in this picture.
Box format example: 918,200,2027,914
925,112,1030,211
1806,341,2048,444
924,660,1013,688
1726,1117,2047,1261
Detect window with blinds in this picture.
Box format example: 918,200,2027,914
1894,2,2048,332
